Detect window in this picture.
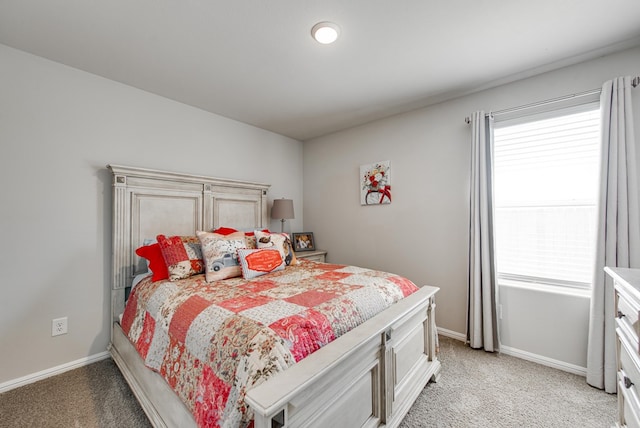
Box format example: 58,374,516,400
493,104,600,289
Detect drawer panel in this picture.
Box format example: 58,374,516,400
620,372,640,428
618,293,640,339
620,332,640,428
621,336,640,389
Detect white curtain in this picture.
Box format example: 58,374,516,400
587,76,640,393
467,111,500,352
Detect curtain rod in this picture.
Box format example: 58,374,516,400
464,75,640,124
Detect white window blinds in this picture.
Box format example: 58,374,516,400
493,105,600,288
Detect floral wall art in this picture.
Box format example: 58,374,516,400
361,160,391,205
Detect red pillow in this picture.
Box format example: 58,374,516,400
213,227,271,236
135,243,169,282
245,228,271,236
212,227,239,236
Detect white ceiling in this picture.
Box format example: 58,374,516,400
1,1,640,141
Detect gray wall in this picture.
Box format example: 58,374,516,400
0,43,303,385
303,45,640,371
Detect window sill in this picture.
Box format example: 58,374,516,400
498,278,591,298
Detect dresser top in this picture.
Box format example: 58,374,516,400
605,267,640,294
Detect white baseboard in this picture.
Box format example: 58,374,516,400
500,345,587,376
0,351,110,393
435,327,586,376
437,327,466,342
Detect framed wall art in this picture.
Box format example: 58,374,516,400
361,160,391,205
292,232,315,252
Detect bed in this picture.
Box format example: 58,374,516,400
107,164,441,428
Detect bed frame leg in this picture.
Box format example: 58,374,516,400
381,329,394,424
427,296,441,383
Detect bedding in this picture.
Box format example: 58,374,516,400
135,243,169,282
211,227,271,250
157,235,205,281
196,230,249,282
237,248,286,279
120,259,419,428
254,230,298,266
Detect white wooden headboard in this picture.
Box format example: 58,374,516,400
108,164,270,322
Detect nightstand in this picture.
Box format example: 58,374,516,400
296,250,327,263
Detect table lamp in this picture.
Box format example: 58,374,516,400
271,198,294,233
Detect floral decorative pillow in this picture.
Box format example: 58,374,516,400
196,231,247,282
156,235,205,281
135,243,169,282
211,227,270,249
237,248,286,280
254,230,298,266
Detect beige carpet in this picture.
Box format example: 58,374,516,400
0,360,151,428
0,336,617,427
400,337,617,427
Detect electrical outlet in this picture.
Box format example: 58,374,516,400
52,317,68,336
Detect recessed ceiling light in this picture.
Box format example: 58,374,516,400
311,22,340,44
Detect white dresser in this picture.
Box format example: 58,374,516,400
606,267,640,428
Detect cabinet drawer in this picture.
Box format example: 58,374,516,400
296,251,327,263
620,333,640,428
619,319,640,358
621,334,640,388
620,371,640,428
619,293,640,339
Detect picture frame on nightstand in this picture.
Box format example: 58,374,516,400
292,232,315,252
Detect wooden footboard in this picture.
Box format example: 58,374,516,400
245,285,441,428
109,285,440,428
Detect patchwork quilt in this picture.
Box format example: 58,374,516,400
121,260,419,428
